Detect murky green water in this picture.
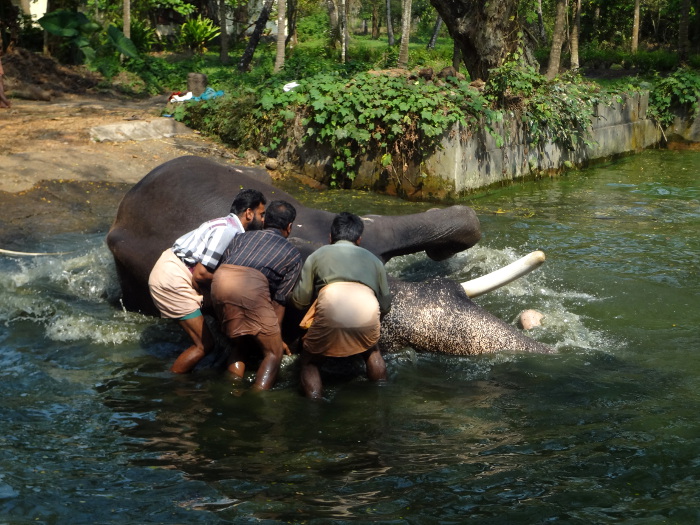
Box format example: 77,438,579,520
1,150,698,523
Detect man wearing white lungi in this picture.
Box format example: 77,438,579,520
291,212,392,399
148,189,266,374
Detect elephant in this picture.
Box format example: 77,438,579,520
106,155,552,356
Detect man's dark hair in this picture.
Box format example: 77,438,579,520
264,200,296,230
230,189,266,215
331,212,364,243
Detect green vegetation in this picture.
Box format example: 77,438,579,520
648,67,700,127
178,15,220,54
4,0,700,189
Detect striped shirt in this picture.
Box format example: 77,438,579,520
172,214,244,271
221,229,302,305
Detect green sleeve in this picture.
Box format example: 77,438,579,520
376,260,392,315
290,255,316,309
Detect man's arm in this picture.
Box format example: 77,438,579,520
272,301,291,356
290,256,316,309
191,263,215,292
376,263,392,315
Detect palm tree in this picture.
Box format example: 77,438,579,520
219,0,229,64
274,0,286,72
397,0,411,68
631,0,640,53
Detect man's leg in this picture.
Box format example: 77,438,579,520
226,346,246,379
300,351,324,399
172,313,214,373
363,345,387,382
251,333,284,390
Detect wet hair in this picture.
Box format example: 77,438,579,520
230,189,266,215
330,212,364,243
263,200,296,230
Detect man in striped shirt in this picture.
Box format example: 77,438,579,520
211,200,303,390
148,189,266,374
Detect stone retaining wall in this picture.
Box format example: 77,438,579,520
281,91,696,199
422,92,663,195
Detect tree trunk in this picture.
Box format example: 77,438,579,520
238,0,275,72
287,0,298,45
537,0,546,42
386,0,395,46
123,0,130,39
545,0,567,80
570,0,581,69
274,0,286,72
593,5,600,38
372,1,380,39
220,0,229,64
631,0,640,53
427,15,442,49
326,0,340,48
452,41,460,70
339,0,347,62
427,0,538,81
397,0,411,67
679,0,691,61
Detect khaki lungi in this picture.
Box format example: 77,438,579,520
148,248,202,319
211,265,280,338
302,282,380,357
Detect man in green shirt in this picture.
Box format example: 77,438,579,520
291,212,392,399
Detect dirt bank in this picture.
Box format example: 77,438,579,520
0,93,247,250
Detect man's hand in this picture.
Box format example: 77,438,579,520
282,341,292,356
191,262,214,292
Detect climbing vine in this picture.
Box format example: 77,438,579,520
177,64,609,187
648,67,700,128
250,72,501,187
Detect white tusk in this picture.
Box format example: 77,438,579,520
0,248,74,256
461,250,546,298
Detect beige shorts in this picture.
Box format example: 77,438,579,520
302,282,381,357
148,248,202,319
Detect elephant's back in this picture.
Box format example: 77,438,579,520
114,156,304,236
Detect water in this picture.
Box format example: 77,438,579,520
1,149,698,523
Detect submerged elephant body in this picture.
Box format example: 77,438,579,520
107,156,551,356
107,156,481,315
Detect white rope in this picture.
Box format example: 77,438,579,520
0,247,74,256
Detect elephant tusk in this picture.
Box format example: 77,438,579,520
461,250,546,298
0,248,74,256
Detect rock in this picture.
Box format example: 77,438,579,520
187,73,208,97
265,157,279,170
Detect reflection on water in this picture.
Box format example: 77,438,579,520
0,149,699,523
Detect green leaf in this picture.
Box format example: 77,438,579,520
38,9,91,37
106,25,139,58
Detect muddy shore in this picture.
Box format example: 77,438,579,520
0,94,248,249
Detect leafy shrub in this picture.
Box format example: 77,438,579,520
296,10,330,42
179,15,220,54
486,55,602,149
176,93,260,148
485,52,544,103
243,71,497,186
127,19,160,53
648,67,700,127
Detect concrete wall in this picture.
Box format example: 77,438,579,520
422,92,663,194
280,91,695,198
